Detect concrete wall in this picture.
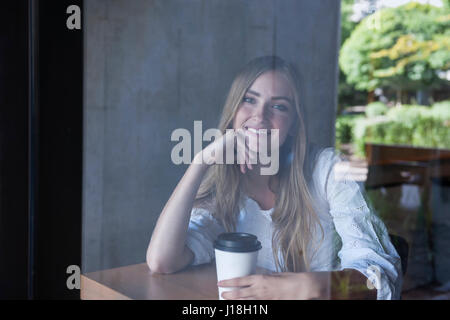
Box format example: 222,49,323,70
83,0,341,272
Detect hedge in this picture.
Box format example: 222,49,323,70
336,101,450,157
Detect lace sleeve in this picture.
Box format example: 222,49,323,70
318,148,403,300
185,207,225,266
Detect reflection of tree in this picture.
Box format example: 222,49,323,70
340,2,450,105
350,0,380,22
338,0,367,112
330,270,374,299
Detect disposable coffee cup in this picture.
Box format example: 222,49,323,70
214,232,262,300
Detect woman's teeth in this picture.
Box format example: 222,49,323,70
245,127,270,134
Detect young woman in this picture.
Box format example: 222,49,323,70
146,56,402,300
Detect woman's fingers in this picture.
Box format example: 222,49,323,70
235,132,248,171
218,275,258,299
218,275,257,287
245,144,258,171
235,130,258,171
245,147,252,171
201,128,265,170
221,287,255,300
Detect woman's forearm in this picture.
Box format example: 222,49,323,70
146,151,209,273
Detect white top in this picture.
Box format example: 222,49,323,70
185,147,403,300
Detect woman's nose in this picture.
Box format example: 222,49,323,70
252,102,268,120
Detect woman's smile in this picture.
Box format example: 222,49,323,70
244,126,272,135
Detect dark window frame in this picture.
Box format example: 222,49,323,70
0,0,83,299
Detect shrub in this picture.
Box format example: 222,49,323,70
353,116,450,156
385,104,429,123
335,115,365,153
352,103,450,156
353,118,373,157
412,116,450,149
336,115,356,144
365,102,389,118
431,100,450,119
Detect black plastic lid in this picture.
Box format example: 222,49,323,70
214,232,262,253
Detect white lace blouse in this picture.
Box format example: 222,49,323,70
185,147,403,300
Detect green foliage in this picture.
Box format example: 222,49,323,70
340,0,358,46
365,102,389,117
338,0,367,112
353,118,376,157
352,102,450,156
340,2,450,92
335,115,364,149
385,104,429,121
378,121,414,145
431,100,450,119
444,0,450,10
412,116,450,147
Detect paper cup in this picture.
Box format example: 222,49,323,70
214,232,262,300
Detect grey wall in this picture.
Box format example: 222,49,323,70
83,0,341,272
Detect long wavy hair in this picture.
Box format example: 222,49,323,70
194,56,323,272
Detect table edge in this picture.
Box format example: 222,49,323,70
81,274,132,300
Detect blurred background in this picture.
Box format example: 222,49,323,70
335,0,450,299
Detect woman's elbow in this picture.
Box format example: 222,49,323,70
147,261,175,274
146,251,176,274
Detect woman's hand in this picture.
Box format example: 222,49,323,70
235,129,259,174
196,129,258,174
196,129,237,166
217,272,328,300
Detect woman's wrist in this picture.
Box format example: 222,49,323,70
192,150,211,169
294,272,329,299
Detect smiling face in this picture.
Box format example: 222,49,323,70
232,70,298,148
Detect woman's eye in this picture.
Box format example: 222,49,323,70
243,96,255,104
272,104,288,111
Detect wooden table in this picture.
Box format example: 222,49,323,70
81,263,270,300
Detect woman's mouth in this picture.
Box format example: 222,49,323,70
243,126,271,135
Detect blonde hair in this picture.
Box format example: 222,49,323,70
194,56,323,272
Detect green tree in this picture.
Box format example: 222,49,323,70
340,0,358,46
443,0,450,10
338,0,367,113
340,2,450,104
